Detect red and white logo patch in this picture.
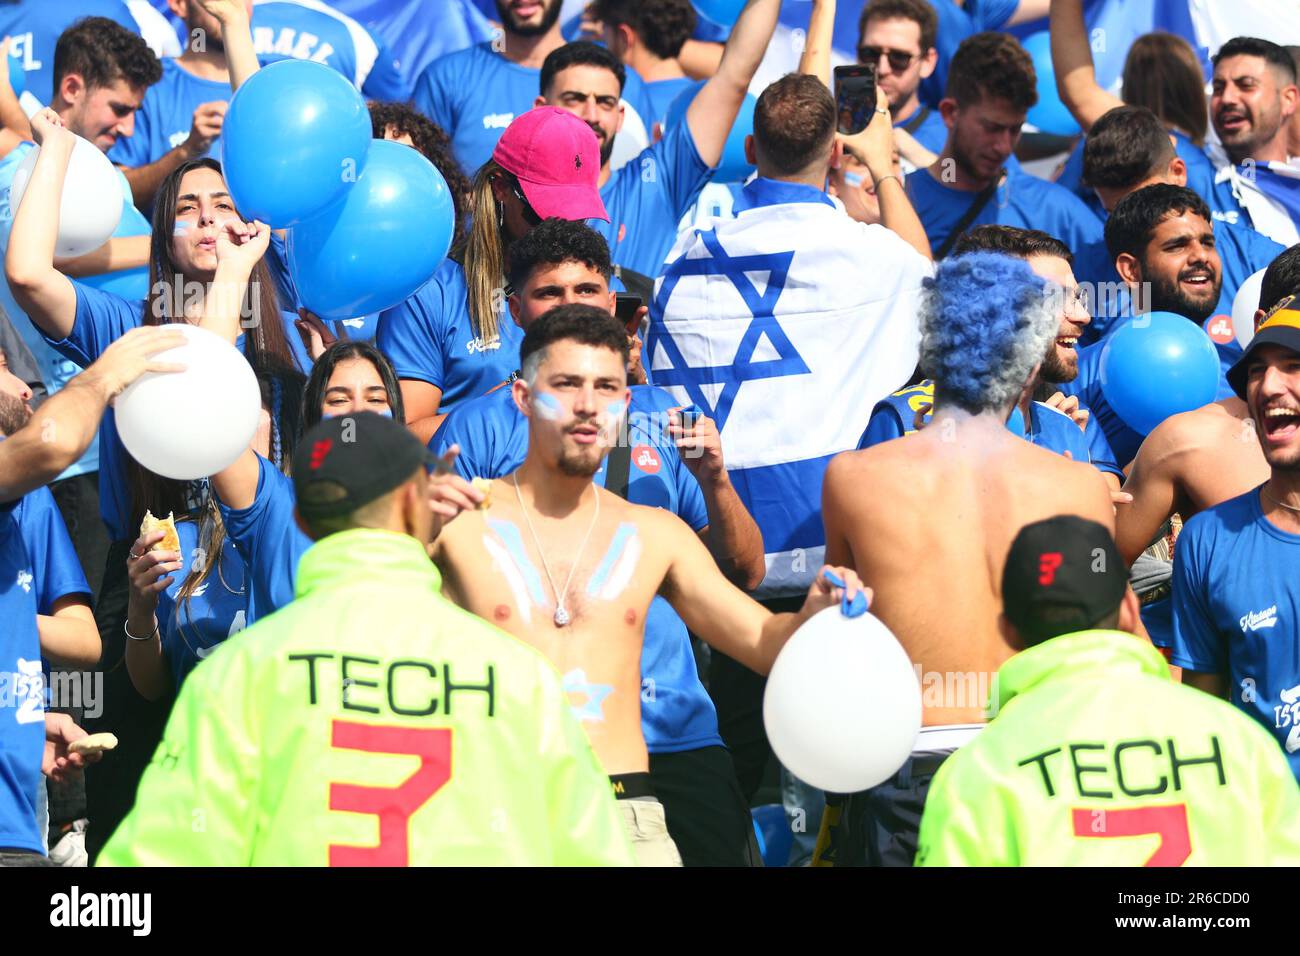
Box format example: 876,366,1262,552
632,444,661,474
1206,314,1235,345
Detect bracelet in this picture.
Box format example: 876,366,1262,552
873,173,902,190
124,619,159,642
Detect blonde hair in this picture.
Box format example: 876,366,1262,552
460,160,508,344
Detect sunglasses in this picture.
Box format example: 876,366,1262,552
509,178,542,227
858,45,918,72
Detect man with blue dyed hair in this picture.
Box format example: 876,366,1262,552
820,251,1121,866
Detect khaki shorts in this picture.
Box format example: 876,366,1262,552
619,797,683,867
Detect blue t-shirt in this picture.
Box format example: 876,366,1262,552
39,283,303,540
1061,328,1235,470
594,118,711,278
376,258,524,413
11,486,90,615
907,163,1107,275
216,454,310,626
643,77,696,132
154,518,249,689
1,142,152,481
108,58,231,170
249,0,405,100
1172,487,1300,781
894,104,948,155
431,382,722,754
860,379,1096,466
0,501,44,854
0,0,141,105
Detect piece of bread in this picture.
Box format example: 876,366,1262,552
471,477,493,510
140,510,180,552
68,732,118,756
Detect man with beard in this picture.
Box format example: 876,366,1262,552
429,306,866,865
905,32,1105,274
863,225,1123,490
1062,185,1237,472
1172,302,1300,783
1209,37,1300,247
536,0,780,278
414,0,652,175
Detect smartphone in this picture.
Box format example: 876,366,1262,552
614,293,643,335
834,63,878,136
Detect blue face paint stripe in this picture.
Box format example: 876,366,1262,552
488,519,547,607
586,522,637,597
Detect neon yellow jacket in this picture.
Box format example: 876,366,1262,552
99,529,633,867
917,631,1300,866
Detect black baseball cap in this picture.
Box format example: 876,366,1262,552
1227,296,1300,399
292,413,436,521
1002,516,1127,645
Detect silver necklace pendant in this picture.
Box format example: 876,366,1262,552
554,606,571,627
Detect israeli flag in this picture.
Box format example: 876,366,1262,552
646,184,932,598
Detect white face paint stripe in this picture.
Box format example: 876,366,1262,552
597,531,641,601
482,535,532,625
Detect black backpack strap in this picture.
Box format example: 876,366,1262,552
605,440,632,501
612,264,654,304
934,168,1005,261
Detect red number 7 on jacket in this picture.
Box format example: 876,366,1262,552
1071,804,1191,866
328,720,453,867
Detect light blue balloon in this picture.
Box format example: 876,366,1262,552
287,140,455,322
666,80,756,183
1022,31,1081,137
693,0,747,28
8,54,24,97
222,60,371,228
1100,312,1221,436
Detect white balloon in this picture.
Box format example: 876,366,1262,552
1233,268,1268,350
9,136,123,258
114,325,261,481
763,607,922,793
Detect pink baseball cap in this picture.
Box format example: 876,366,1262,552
492,107,609,222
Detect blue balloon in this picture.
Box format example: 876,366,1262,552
1022,31,1080,137
287,139,455,322
8,54,24,97
693,0,747,28
666,81,756,183
222,60,371,228
1100,312,1221,435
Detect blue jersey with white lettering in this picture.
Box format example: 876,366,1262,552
11,486,90,615
0,500,45,855
431,382,722,753
155,518,249,689
0,0,141,105
593,118,711,278
250,0,405,100
907,163,1108,279
108,58,230,170
38,283,303,541
1172,488,1300,781
376,257,524,413
1061,326,1235,469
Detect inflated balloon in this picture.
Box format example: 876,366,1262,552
115,325,261,481
1100,312,1221,435
9,137,123,258
1232,268,1268,350
666,81,756,183
287,139,455,321
693,0,747,28
763,607,921,794
1022,32,1081,137
8,54,25,97
221,59,371,227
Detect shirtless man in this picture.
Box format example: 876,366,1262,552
430,305,866,867
819,251,1118,866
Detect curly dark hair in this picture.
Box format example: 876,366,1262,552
507,218,612,292
1104,183,1212,263
519,305,629,383
592,0,696,60
946,32,1037,112
368,101,470,246
54,16,162,92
